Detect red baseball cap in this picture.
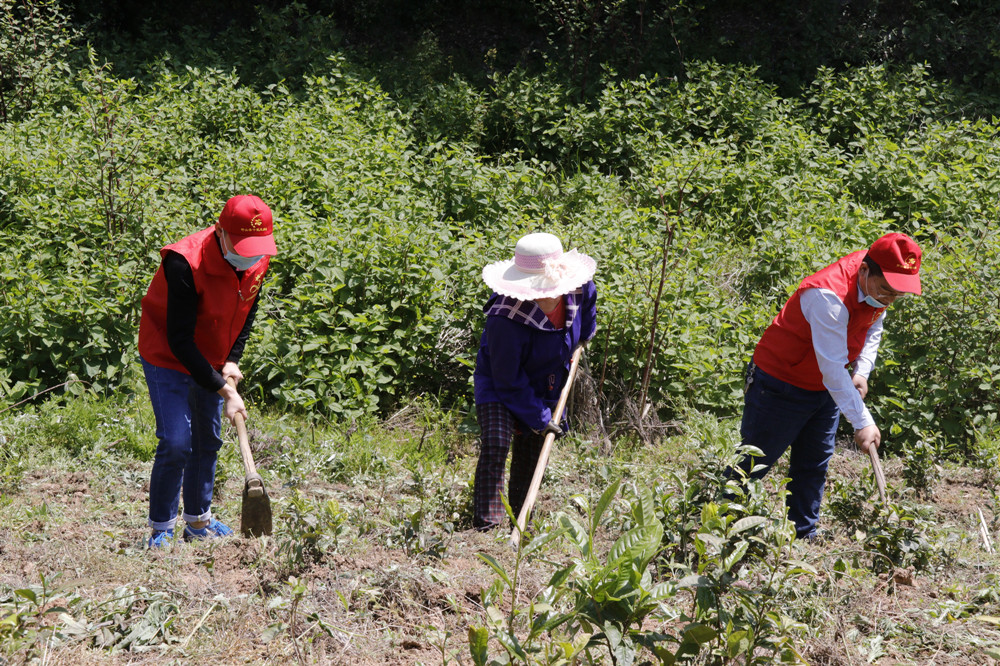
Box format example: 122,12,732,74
217,195,277,257
867,232,921,295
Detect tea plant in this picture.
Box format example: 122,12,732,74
275,490,347,576
263,577,310,663
641,431,746,567
901,438,942,499
825,476,878,535
469,482,671,665
470,497,573,665
855,501,937,574
971,419,1000,490
0,574,81,660
671,501,811,665
551,481,668,665
384,507,449,559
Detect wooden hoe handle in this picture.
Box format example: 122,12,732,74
511,345,585,549
227,377,263,496
868,445,887,506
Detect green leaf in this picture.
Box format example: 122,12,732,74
558,513,589,554
468,626,489,666
261,622,285,643
726,629,751,657
680,622,718,646
677,574,712,589
609,523,664,567
591,479,621,535
522,523,567,557
476,553,512,589
723,541,749,572
631,484,658,530
547,563,576,589
15,589,37,605
782,560,818,576
974,615,1000,626
486,606,506,627
495,629,527,661
730,516,767,534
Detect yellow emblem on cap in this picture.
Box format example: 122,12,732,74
240,215,266,234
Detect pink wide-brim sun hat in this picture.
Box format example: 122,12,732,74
482,232,597,300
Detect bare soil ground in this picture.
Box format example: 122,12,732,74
2,434,1000,664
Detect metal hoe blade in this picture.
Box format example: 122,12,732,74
227,377,273,538
241,473,273,537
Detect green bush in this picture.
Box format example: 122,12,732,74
805,64,958,148
3,1,1000,455
0,0,79,124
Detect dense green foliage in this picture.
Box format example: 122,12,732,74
2,2,1000,457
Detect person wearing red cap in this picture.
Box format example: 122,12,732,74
138,195,277,549
730,232,922,539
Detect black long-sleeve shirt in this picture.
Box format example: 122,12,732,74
163,249,259,392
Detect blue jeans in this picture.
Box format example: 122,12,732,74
733,364,840,538
142,358,224,531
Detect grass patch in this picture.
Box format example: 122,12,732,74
3,390,1000,663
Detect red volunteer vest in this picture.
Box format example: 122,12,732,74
753,250,885,391
138,226,270,374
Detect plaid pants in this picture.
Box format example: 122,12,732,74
473,402,546,529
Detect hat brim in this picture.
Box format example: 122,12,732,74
884,270,921,295
482,252,596,300
231,233,277,257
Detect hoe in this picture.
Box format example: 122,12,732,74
227,378,273,537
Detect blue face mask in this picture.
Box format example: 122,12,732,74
224,249,264,271
862,272,888,308
863,293,887,308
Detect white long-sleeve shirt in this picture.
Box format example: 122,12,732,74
799,287,884,430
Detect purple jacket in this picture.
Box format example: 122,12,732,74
473,281,597,431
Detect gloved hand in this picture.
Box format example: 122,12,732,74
543,420,564,438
